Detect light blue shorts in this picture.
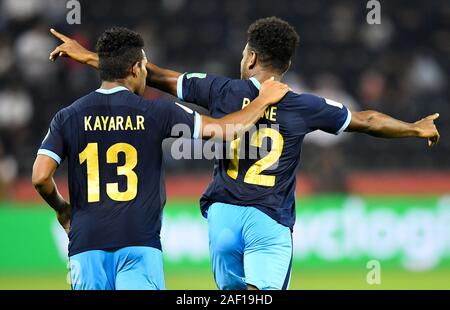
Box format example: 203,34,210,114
69,246,165,290
207,203,292,290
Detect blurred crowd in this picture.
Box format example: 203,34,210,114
0,0,448,194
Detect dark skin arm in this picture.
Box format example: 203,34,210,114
49,29,441,146
346,111,440,147
32,155,71,234
145,63,180,96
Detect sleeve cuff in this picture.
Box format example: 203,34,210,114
177,73,185,100
193,112,202,139
37,149,62,165
335,108,352,135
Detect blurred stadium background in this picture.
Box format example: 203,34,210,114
0,0,449,290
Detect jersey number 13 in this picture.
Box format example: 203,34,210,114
79,143,138,203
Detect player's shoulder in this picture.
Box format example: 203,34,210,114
75,89,147,109
140,98,194,118
67,91,99,111
140,97,173,111
56,91,98,121
222,78,257,99
284,92,324,104
287,91,347,107
282,92,331,111
52,99,82,125
206,73,255,94
230,79,256,97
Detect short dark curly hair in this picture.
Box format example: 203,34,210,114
247,17,300,74
96,27,144,81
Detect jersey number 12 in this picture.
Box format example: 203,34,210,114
227,128,284,187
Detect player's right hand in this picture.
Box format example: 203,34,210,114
56,202,71,235
258,77,290,105
49,28,96,65
414,113,440,147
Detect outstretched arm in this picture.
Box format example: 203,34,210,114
49,29,180,96
145,63,181,97
346,111,440,147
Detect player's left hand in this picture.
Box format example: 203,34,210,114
258,77,290,105
414,113,440,147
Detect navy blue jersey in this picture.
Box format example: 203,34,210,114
177,73,351,229
38,86,200,256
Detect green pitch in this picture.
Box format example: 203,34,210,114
1,269,449,290
1,199,449,290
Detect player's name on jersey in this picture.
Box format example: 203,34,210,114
242,98,277,122
84,115,145,131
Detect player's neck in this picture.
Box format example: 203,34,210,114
100,80,133,92
250,71,282,84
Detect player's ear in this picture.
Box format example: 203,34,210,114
248,51,257,70
131,62,140,78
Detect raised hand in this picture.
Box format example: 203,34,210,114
49,29,99,67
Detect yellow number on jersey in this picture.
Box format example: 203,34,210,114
106,143,138,201
79,143,100,202
226,128,284,187
227,137,241,180
79,143,138,203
